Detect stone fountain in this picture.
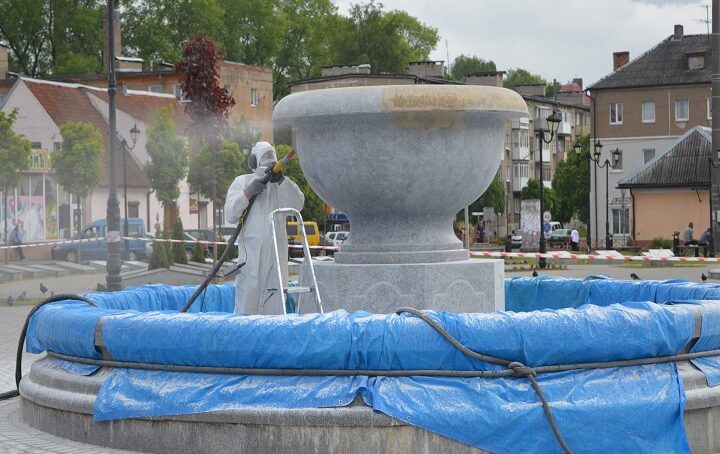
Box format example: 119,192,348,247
274,85,528,313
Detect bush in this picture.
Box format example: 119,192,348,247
148,224,171,270
216,243,238,260
191,241,206,263
650,236,671,249
163,231,175,266
171,217,188,264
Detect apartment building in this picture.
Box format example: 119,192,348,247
588,24,711,246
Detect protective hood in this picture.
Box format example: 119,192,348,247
251,141,277,177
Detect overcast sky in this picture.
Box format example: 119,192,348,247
332,0,710,86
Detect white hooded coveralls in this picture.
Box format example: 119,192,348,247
224,143,304,314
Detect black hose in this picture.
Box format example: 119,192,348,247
0,293,96,401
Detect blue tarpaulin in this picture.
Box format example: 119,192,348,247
27,278,720,453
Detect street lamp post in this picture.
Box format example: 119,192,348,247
105,0,121,291
574,139,603,252
120,123,141,259
575,142,619,250
535,109,561,268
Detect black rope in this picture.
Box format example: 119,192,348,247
0,294,96,401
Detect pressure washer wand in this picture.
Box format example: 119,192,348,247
181,150,297,313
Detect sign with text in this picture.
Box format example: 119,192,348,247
28,149,50,173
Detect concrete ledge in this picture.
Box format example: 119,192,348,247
26,264,69,277
20,357,485,454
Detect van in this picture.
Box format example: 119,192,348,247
286,221,320,247
52,218,147,263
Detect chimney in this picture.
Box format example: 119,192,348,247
102,9,122,73
0,44,8,80
613,51,630,71
673,24,684,41
465,71,506,87
572,78,583,89
407,61,445,78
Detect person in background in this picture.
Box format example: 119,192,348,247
684,222,698,246
570,228,580,252
10,222,25,261
699,227,713,257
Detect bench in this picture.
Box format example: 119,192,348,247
676,244,703,257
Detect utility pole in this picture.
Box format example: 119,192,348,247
712,0,720,255
105,0,121,290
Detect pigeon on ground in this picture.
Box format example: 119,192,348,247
532,270,539,277
50,291,54,297
6,295,13,306
702,273,708,282
40,283,48,294
630,273,641,281
17,291,26,301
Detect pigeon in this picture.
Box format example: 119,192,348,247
50,291,54,297
532,270,539,277
17,291,26,301
40,283,48,295
630,273,641,281
96,283,107,292
702,273,708,282
6,295,13,306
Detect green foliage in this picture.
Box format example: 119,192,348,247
52,122,103,198
275,144,326,225
187,141,246,204
461,175,505,221
228,117,262,152
330,1,439,75
521,178,557,216
162,231,175,266
0,109,31,191
551,134,591,224
503,68,547,92
171,216,188,264
144,105,188,208
53,53,101,76
449,54,496,81
191,241,206,263
216,242,238,260
148,223,171,270
650,236,672,249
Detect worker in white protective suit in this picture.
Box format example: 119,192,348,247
224,142,304,314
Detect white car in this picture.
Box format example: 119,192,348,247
325,231,349,247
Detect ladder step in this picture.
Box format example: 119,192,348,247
286,286,312,294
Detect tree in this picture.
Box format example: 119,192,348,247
176,34,235,145
190,241,206,263
331,1,439,75
449,54,496,81
504,68,547,92
473,175,505,215
52,122,103,249
521,178,557,217
552,134,591,224
275,144,325,225
143,105,188,230
0,109,31,262
171,216,188,264
148,217,171,270
218,0,280,67
187,141,246,209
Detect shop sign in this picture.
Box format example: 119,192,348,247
28,149,50,173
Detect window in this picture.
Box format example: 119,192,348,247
31,142,42,149
541,164,551,182
708,97,713,120
128,201,140,219
250,88,258,106
53,142,62,152
641,102,655,123
148,85,164,93
610,103,623,125
612,208,630,235
173,84,187,101
675,99,689,122
535,107,551,121
643,148,655,164
513,162,529,179
514,198,521,214
251,127,259,138
613,150,623,170
556,138,565,154
688,54,705,70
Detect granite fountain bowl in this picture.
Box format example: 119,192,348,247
273,85,528,264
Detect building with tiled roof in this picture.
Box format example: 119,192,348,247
617,127,711,245
587,24,713,248
0,77,205,258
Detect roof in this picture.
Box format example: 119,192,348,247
589,34,712,90
522,94,590,111
21,78,173,188
618,126,711,189
288,72,462,87
92,90,191,133
559,83,582,93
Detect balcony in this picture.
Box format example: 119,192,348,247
557,121,572,135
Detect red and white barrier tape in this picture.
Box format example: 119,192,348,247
122,236,340,251
0,237,107,250
471,250,720,263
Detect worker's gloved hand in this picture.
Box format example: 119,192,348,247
269,169,284,184
244,178,267,198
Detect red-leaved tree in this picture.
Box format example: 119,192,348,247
176,35,236,146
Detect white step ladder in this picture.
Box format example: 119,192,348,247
267,207,323,314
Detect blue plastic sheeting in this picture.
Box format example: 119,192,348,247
95,364,689,453
505,277,720,312
84,283,235,313
53,358,100,376
680,300,720,387
27,301,697,370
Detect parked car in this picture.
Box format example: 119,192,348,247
186,229,217,257
511,233,522,248
145,231,210,260
52,218,147,263
325,231,349,247
548,229,572,248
